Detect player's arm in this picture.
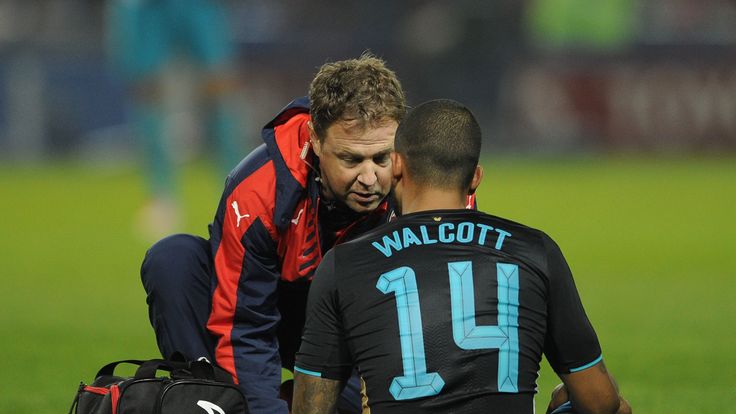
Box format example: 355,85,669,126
292,372,345,414
293,250,353,414
541,234,631,414
547,361,632,414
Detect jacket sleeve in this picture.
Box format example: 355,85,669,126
208,160,289,414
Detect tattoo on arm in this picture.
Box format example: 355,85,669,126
293,372,345,414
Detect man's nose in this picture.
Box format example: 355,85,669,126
357,164,378,187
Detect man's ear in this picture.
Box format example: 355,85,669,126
308,121,322,157
391,152,403,182
468,165,483,195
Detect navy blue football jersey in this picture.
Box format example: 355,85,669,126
296,209,602,413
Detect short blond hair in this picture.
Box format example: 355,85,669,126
309,53,406,140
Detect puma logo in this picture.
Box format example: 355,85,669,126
231,201,250,227
291,208,304,225
197,400,226,414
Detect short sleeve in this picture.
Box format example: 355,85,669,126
542,235,603,374
294,249,353,381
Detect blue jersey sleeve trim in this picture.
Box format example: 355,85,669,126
570,354,603,373
294,366,322,377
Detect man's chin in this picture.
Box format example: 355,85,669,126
344,198,383,214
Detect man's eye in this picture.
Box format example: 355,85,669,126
374,155,390,165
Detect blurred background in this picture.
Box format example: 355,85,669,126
2,0,735,162
0,1,734,413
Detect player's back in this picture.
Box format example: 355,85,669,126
318,209,600,413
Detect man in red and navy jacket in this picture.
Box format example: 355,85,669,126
141,55,476,413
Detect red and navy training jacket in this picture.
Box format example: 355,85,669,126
206,97,389,414
206,97,477,414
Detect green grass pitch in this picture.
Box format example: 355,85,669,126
1,156,734,413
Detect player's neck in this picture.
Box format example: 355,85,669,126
400,186,467,215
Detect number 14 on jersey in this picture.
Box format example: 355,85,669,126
377,261,520,400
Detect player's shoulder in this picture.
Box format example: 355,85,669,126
463,209,549,240
473,210,566,259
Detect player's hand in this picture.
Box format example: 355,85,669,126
547,382,633,414
546,383,569,413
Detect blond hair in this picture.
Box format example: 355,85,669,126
309,53,406,139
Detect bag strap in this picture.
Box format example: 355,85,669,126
68,394,78,414
129,351,187,378
68,382,83,414
134,358,233,383
134,359,189,379
93,354,233,383
190,359,235,383
95,360,147,379
168,351,233,383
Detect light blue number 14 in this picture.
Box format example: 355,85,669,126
376,267,446,400
377,261,520,401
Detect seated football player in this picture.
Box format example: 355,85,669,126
292,99,632,414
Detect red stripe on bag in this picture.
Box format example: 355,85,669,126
110,384,120,414
83,386,110,395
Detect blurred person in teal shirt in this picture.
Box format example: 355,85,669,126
106,0,245,238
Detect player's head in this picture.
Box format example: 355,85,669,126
308,53,406,213
392,99,482,211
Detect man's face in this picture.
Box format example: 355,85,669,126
312,119,397,213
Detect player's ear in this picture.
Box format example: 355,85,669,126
308,121,322,157
468,165,483,195
391,152,403,182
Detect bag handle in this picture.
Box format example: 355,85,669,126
135,351,234,384
134,359,189,379
95,360,147,379
94,354,234,383
191,359,235,383
134,358,232,383
68,382,82,414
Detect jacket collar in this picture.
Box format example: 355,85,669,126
261,97,313,232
